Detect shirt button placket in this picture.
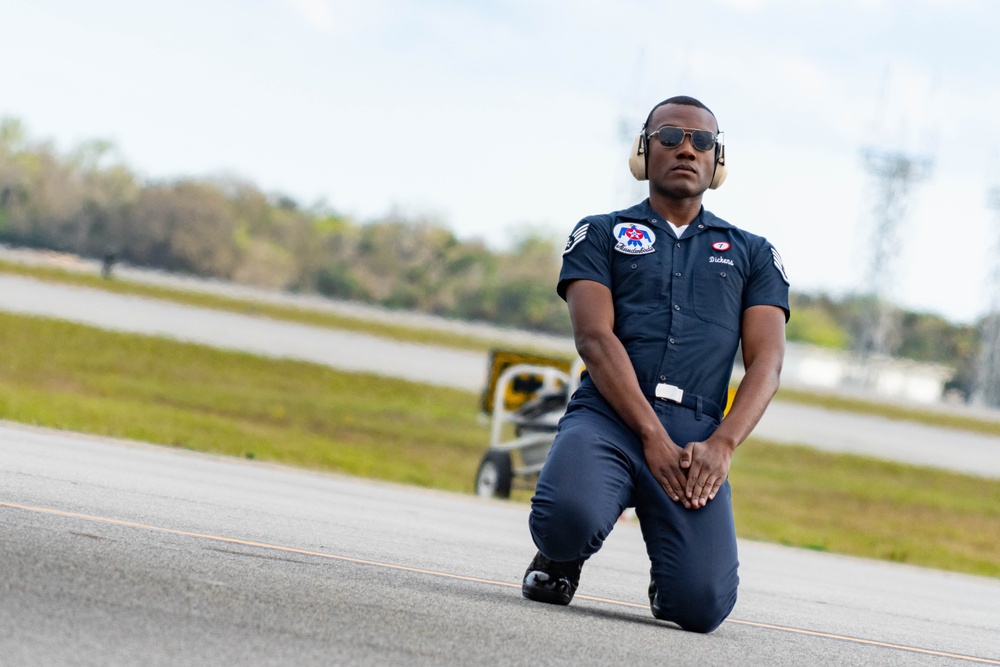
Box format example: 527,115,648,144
662,233,685,382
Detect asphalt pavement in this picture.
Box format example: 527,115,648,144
3,423,999,666
3,260,1000,665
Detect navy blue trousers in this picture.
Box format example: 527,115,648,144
528,384,739,633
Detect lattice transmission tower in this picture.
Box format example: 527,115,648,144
972,186,1000,407
855,148,933,378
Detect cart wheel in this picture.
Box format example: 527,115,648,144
475,450,513,498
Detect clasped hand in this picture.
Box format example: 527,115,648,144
644,436,733,510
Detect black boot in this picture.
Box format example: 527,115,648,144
522,551,584,605
648,579,669,620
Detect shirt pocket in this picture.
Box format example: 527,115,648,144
693,261,743,331
611,251,664,314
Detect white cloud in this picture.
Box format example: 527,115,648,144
711,0,770,10
283,0,335,32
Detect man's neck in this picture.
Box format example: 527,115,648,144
648,194,703,227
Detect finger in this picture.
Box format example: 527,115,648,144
664,476,687,502
691,462,720,507
685,474,698,500
707,477,723,501
684,456,703,499
663,471,690,507
655,468,681,502
692,473,709,506
696,475,716,507
678,446,693,470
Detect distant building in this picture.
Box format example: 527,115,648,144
734,342,954,405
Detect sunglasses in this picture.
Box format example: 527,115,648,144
648,126,719,152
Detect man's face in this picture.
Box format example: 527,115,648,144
645,104,719,200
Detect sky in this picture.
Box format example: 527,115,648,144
3,0,1000,324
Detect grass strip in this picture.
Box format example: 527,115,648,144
730,440,1000,577
4,259,999,437
0,259,572,358
2,311,999,578
0,312,488,491
776,386,1000,437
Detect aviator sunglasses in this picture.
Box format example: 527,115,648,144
648,126,719,152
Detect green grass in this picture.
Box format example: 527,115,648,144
2,311,1000,578
5,258,1000,436
731,441,1000,577
0,312,488,491
0,258,573,358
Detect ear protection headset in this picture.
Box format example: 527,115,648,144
628,124,728,189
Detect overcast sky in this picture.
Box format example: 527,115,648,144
3,0,999,323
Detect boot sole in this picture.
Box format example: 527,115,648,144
522,583,573,605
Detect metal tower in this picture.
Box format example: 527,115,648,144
972,186,1000,407
855,148,933,376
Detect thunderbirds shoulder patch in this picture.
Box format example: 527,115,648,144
612,222,656,255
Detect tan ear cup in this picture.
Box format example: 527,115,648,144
628,133,647,181
709,144,727,190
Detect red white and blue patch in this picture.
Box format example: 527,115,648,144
612,222,656,255
712,241,730,252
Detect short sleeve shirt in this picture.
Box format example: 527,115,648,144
558,199,790,410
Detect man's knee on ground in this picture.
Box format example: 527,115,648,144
670,604,731,634
652,576,737,634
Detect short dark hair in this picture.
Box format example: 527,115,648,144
644,95,718,132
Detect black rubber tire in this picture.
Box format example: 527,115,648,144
475,449,513,498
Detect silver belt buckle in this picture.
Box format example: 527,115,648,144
654,383,684,403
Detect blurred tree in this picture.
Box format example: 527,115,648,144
127,180,239,277
0,118,984,374
785,304,851,349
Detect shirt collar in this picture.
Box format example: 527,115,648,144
618,199,735,231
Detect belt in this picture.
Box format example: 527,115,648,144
637,382,724,422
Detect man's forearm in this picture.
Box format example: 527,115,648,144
710,352,782,451
710,305,787,450
575,330,668,443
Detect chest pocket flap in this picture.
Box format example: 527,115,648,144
692,252,744,331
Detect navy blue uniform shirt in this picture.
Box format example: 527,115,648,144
559,199,790,411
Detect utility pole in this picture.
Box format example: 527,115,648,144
972,186,1000,407
855,148,932,382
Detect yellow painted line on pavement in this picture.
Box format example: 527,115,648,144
4,501,999,665
1,501,511,587
724,619,1000,664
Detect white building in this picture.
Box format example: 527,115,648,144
734,342,954,405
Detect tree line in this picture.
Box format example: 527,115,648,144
0,118,569,334
0,118,989,398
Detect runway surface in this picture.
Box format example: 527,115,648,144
3,423,999,666
2,273,999,478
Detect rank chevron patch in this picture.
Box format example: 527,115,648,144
563,223,589,255
771,247,789,284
